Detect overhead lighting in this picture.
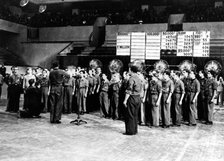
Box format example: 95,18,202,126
20,0,29,7
39,5,47,13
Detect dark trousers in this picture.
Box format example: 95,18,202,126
110,92,119,119
125,95,141,135
49,86,63,123
0,84,2,99
197,92,207,120
41,87,49,112
7,85,21,112
173,94,182,125
183,92,190,121
207,97,214,122
161,93,171,126
77,88,86,113
63,86,73,114
150,94,159,126
189,93,197,124
99,91,109,117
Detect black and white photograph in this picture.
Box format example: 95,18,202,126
0,0,224,161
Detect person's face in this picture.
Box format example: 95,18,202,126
96,68,101,74
199,71,204,78
190,72,195,79
88,70,92,76
43,70,47,76
207,72,212,79
163,73,169,80
14,68,18,74
32,69,36,75
182,71,188,78
27,68,32,74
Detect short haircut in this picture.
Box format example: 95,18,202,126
28,79,35,86
163,69,171,76
208,70,216,78
52,62,59,68
182,69,191,74
175,71,181,77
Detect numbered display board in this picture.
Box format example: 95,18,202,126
116,33,131,56
146,32,161,60
177,31,194,56
193,31,210,57
116,31,210,60
161,31,177,50
130,32,146,62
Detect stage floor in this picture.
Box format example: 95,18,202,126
0,106,224,161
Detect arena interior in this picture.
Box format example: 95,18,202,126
0,0,224,161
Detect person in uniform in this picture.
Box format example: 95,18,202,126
172,71,185,126
39,69,49,113
123,63,142,135
181,69,191,122
93,67,102,111
86,69,97,113
109,72,121,120
63,68,75,114
48,62,69,124
6,66,22,112
119,71,130,120
198,70,208,121
99,73,110,118
161,70,174,128
188,70,200,126
148,71,162,127
138,72,148,126
76,70,89,115
205,70,217,125
23,67,36,110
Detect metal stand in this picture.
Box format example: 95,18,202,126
70,112,87,126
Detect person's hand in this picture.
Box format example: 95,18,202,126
72,92,75,95
179,101,182,106
156,101,160,107
166,98,170,104
123,101,127,108
192,99,195,104
84,94,87,98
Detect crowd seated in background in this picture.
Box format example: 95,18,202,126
1,4,224,27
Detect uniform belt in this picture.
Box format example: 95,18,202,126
174,92,182,94
64,85,73,87
150,93,158,95
52,84,62,87
100,90,108,92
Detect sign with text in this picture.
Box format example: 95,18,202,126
131,32,146,62
116,32,131,56
177,31,194,56
193,31,210,57
161,31,177,50
146,32,161,60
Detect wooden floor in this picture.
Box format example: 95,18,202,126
0,105,224,161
